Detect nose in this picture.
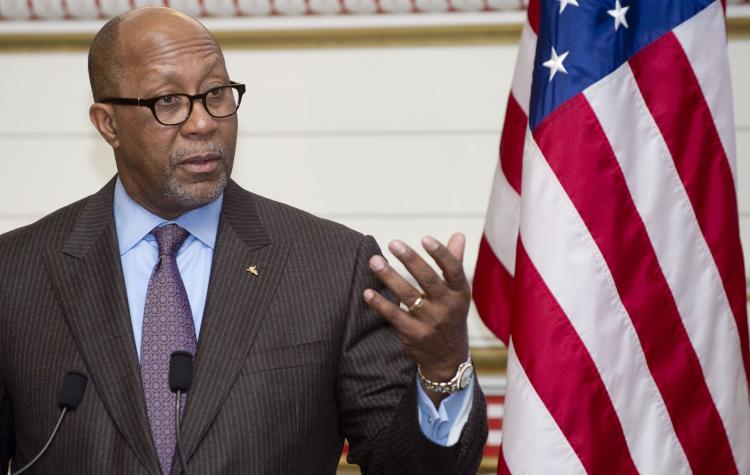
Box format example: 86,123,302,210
180,99,218,137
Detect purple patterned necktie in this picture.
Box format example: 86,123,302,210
140,224,197,475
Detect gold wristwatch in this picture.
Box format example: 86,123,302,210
417,355,474,394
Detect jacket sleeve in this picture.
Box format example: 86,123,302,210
336,235,487,475
0,374,14,472
0,281,15,472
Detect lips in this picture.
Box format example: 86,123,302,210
178,154,221,175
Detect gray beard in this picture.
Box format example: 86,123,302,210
162,169,228,207
162,142,229,207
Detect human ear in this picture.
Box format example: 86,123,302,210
89,103,120,149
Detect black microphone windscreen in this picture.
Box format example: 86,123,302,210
169,351,194,393
57,371,88,411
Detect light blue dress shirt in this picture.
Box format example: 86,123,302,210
112,177,472,446
114,179,221,355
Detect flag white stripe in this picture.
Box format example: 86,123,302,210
673,1,737,181
520,133,690,474
484,165,521,276
510,22,537,117
584,64,750,471
503,340,586,475
481,19,537,276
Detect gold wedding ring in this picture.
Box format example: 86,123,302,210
408,294,426,313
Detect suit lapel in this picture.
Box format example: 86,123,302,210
180,181,291,464
42,180,161,475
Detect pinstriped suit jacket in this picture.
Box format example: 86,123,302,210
0,178,487,474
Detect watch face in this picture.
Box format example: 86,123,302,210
459,364,474,389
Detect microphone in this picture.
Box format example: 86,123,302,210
12,371,88,475
169,351,193,475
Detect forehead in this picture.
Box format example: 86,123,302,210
120,21,228,91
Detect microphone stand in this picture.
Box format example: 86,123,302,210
174,391,190,475
11,370,88,475
169,351,193,475
12,408,68,475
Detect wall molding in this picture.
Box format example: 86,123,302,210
0,12,525,50
1,5,749,51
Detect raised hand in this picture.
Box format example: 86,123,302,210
363,233,471,404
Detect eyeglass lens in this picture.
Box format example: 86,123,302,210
154,86,240,125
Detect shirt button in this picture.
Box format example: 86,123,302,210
428,416,434,424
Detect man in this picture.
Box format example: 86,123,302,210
0,7,487,474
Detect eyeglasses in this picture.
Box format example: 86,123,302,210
99,83,246,126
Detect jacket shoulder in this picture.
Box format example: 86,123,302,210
0,197,89,258
242,187,371,250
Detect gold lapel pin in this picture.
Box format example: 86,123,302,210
246,265,259,276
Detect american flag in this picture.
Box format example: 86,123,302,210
473,0,750,473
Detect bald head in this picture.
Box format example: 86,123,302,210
87,7,219,102
88,15,121,101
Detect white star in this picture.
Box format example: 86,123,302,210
607,0,630,31
558,0,579,13
542,47,569,81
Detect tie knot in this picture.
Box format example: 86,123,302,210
153,224,189,257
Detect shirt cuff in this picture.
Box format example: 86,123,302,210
416,375,475,446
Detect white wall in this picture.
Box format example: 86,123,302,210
0,39,748,345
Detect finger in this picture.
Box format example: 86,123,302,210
446,232,465,262
368,254,427,311
388,240,447,299
421,235,468,292
363,288,420,336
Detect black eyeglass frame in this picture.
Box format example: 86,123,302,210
99,82,246,126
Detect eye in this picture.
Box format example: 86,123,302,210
156,94,183,107
207,87,225,97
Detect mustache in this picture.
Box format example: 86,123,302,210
169,143,226,164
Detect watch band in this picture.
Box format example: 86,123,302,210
417,355,473,394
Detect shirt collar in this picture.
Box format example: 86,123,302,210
113,177,223,255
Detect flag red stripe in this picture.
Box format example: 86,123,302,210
498,448,511,475
527,0,540,35
499,94,527,195
513,243,638,474
472,235,513,345
629,32,750,387
533,95,738,474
